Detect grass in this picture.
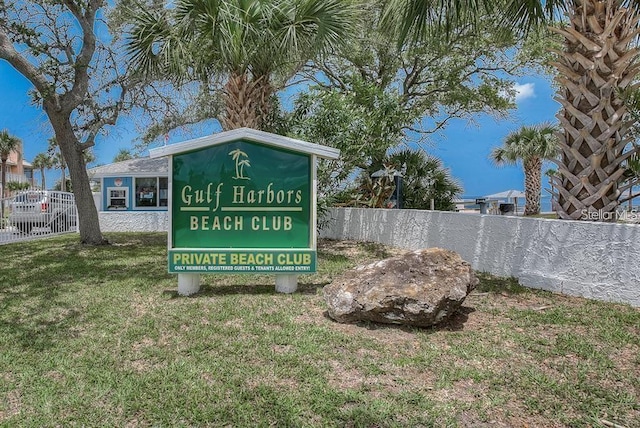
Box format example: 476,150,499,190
529,213,559,219
0,233,638,427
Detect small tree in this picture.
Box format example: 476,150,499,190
339,149,462,211
6,181,31,192
31,153,54,190
113,149,135,163
387,149,462,211
491,124,558,216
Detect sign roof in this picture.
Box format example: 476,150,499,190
149,127,340,160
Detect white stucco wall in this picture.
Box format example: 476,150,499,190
98,211,168,232
320,208,640,307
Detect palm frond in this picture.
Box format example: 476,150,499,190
381,0,549,45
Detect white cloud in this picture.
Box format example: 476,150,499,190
514,82,535,102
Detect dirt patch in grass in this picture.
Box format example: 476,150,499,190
0,390,22,421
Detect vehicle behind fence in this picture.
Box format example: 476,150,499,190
0,190,78,245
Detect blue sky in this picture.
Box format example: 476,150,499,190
433,75,560,196
0,61,559,197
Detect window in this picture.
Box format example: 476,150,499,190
134,177,168,208
159,177,168,206
107,188,128,209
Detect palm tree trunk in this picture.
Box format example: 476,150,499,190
254,75,275,128
221,72,261,131
221,72,275,131
1,159,6,218
1,160,6,198
524,157,542,216
551,1,640,221
60,163,67,192
40,167,46,190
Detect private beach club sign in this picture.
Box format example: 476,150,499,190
149,128,340,277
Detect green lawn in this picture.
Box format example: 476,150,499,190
0,233,638,427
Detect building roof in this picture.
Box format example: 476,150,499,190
88,157,168,178
149,128,340,160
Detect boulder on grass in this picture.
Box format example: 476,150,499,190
323,248,478,327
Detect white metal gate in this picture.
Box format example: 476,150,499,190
0,190,78,245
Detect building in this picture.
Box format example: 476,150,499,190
1,143,35,195
88,157,169,211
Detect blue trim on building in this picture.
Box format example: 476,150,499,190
103,177,133,211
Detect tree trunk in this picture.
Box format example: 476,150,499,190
524,157,542,216
40,167,46,190
1,159,6,218
551,1,640,221
254,75,275,128
60,162,67,192
1,159,6,196
46,113,106,245
221,72,274,131
221,73,260,131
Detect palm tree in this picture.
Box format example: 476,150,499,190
384,1,640,221
126,0,356,131
491,124,558,216
0,130,21,199
229,148,250,179
31,152,53,190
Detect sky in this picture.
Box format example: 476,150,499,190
0,61,559,198
432,75,560,196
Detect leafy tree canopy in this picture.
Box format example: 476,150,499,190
279,1,545,200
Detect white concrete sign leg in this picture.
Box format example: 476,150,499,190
275,274,298,293
178,273,201,296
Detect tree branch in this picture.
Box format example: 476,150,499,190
60,0,103,113
0,28,57,106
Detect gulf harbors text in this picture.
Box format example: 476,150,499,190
180,182,303,211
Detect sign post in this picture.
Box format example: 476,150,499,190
149,128,340,295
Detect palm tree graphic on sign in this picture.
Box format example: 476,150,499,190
229,148,251,180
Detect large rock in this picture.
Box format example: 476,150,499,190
323,248,478,327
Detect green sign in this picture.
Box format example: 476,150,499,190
168,139,315,273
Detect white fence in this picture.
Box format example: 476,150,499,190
0,191,78,245
320,208,640,307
